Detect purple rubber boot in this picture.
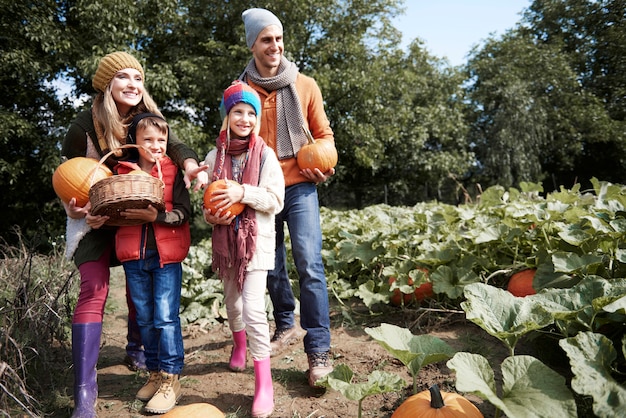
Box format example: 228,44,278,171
70,322,102,418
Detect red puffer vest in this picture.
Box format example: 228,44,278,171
115,157,191,266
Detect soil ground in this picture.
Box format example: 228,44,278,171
60,267,510,418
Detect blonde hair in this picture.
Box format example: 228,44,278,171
92,82,164,153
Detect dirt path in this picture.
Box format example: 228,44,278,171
69,266,500,417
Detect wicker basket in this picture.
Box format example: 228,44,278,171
89,145,165,226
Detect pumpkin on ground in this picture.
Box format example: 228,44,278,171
161,403,225,418
392,384,483,418
507,269,537,297
52,157,113,207
296,132,338,173
203,179,246,216
389,268,433,306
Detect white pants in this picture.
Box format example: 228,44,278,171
223,268,271,360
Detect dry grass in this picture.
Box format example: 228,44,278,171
0,232,78,417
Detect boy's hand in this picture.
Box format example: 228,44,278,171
120,205,158,223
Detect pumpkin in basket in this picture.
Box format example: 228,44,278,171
161,403,225,418
391,385,483,418
203,179,246,216
128,169,151,176
52,157,113,207
296,137,338,173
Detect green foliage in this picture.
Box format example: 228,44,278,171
560,332,626,418
364,323,456,394
316,363,406,418
447,353,578,418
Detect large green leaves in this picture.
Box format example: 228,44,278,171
448,352,577,418
560,332,626,417
364,323,456,393
461,283,554,355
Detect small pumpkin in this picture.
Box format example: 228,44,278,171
128,169,151,176
296,129,338,173
415,281,434,301
389,276,415,306
161,402,225,418
392,384,483,418
203,179,245,216
507,269,537,297
52,157,112,207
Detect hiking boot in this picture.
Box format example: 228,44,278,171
144,372,181,414
136,371,161,402
269,327,302,357
307,351,333,388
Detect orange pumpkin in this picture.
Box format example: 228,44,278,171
389,276,415,306
507,269,537,297
161,403,225,418
128,169,151,176
52,157,112,207
203,179,245,216
392,385,483,418
297,137,338,173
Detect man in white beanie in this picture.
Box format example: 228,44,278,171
239,7,336,393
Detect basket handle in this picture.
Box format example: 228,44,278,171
90,144,163,187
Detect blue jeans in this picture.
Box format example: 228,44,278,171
123,250,184,374
267,182,331,353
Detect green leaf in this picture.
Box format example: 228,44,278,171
448,352,577,418
560,332,626,417
364,323,456,378
461,283,554,353
317,363,406,401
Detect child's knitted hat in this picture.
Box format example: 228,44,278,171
242,8,283,48
220,81,262,118
92,51,145,93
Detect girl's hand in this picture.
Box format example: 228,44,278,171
203,207,236,225
120,205,158,223
209,182,244,211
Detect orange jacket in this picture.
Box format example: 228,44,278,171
247,73,334,186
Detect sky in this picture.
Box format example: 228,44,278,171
393,0,531,66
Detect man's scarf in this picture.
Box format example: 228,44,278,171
240,56,309,160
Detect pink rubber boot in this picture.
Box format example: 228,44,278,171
252,357,274,418
229,329,247,372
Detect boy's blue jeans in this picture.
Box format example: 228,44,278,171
124,250,184,374
267,182,331,354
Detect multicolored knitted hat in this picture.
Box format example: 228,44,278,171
220,80,262,118
92,51,145,93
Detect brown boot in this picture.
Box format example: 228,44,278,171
136,371,161,402
269,326,303,357
144,372,181,414
307,351,333,388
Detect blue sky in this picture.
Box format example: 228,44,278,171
393,0,530,66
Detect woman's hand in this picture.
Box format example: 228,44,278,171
203,207,236,225
183,159,209,192
64,198,91,219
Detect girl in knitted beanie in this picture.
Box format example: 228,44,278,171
199,80,284,418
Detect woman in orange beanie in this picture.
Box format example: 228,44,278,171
59,51,207,418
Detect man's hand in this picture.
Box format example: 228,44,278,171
300,167,335,184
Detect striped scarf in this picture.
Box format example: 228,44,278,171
240,56,309,160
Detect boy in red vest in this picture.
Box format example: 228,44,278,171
114,113,191,414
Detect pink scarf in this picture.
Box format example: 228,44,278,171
211,130,266,291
